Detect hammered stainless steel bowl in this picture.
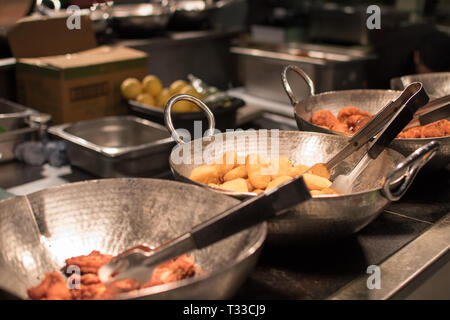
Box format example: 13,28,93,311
0,178,266,300
281,65,450,171
391,72,450,98
164,94,439,240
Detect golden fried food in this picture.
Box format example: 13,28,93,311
303,173,333,191
27,271,72,300
29,250,199,300
337,106,372,123
215,150,238,177
287,164,309,178
312,110,340,129
245,178,254,192
189,151,338,196
142,255,196,288
223,165,247,182
270,156,293,180
266,175,293,190
318,187,340,195
306,163,331,180
189,165,220,185
398,119,450,139
313,106,449,138
220,178,249,193
64,250,112,275
246,154,272,189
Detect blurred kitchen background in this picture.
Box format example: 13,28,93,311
0,0,449,106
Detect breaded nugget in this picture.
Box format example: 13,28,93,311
306,163,331,180
189,165,220,185
223,165,247,182
246,154,272,189
248,170,271,190
319,187,340,195
215,150,237,176
253,189,264,194
288,164,309,177
266,175,293,190
270,156,293,179
220,178,249,193
303,173,332,190
245,178,254,192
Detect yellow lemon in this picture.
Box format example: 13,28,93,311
169,80,188,95
179,85,202,112
172,100,194,113
142,75,163,97
136,93,155,107
120,78,142,100
156,88,171,108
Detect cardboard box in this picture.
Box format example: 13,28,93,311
15,46,148,124
8,15,98,59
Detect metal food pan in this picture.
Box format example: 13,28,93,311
48,116,175,178
230,43,375,104
0,99,35,133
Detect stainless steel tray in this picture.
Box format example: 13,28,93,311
0,99,35,132
231,42,375,104
48,116,175,178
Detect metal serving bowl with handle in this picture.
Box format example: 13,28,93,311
391,72,450,98
0,178,266,300
281,65,450,171
164,94,439,240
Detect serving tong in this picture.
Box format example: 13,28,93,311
98,175,311,284
326,82,429,193
403,94,450,131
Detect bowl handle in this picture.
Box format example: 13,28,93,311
164,94,216,145
281,65,315,106
382,141,440,201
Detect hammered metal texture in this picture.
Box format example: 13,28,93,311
170,130,405,240
0,178,266,300
391,72,450,98
293,89,450,171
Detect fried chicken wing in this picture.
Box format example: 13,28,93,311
28,250,200,300
27,271,72,300
337,106,372,123
398,119,450,138
142,254,197,288
64,250,113,274
311,110,339,129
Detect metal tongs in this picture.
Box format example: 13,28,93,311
329,82,429,193
98,175,311,284
403,94,450,131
